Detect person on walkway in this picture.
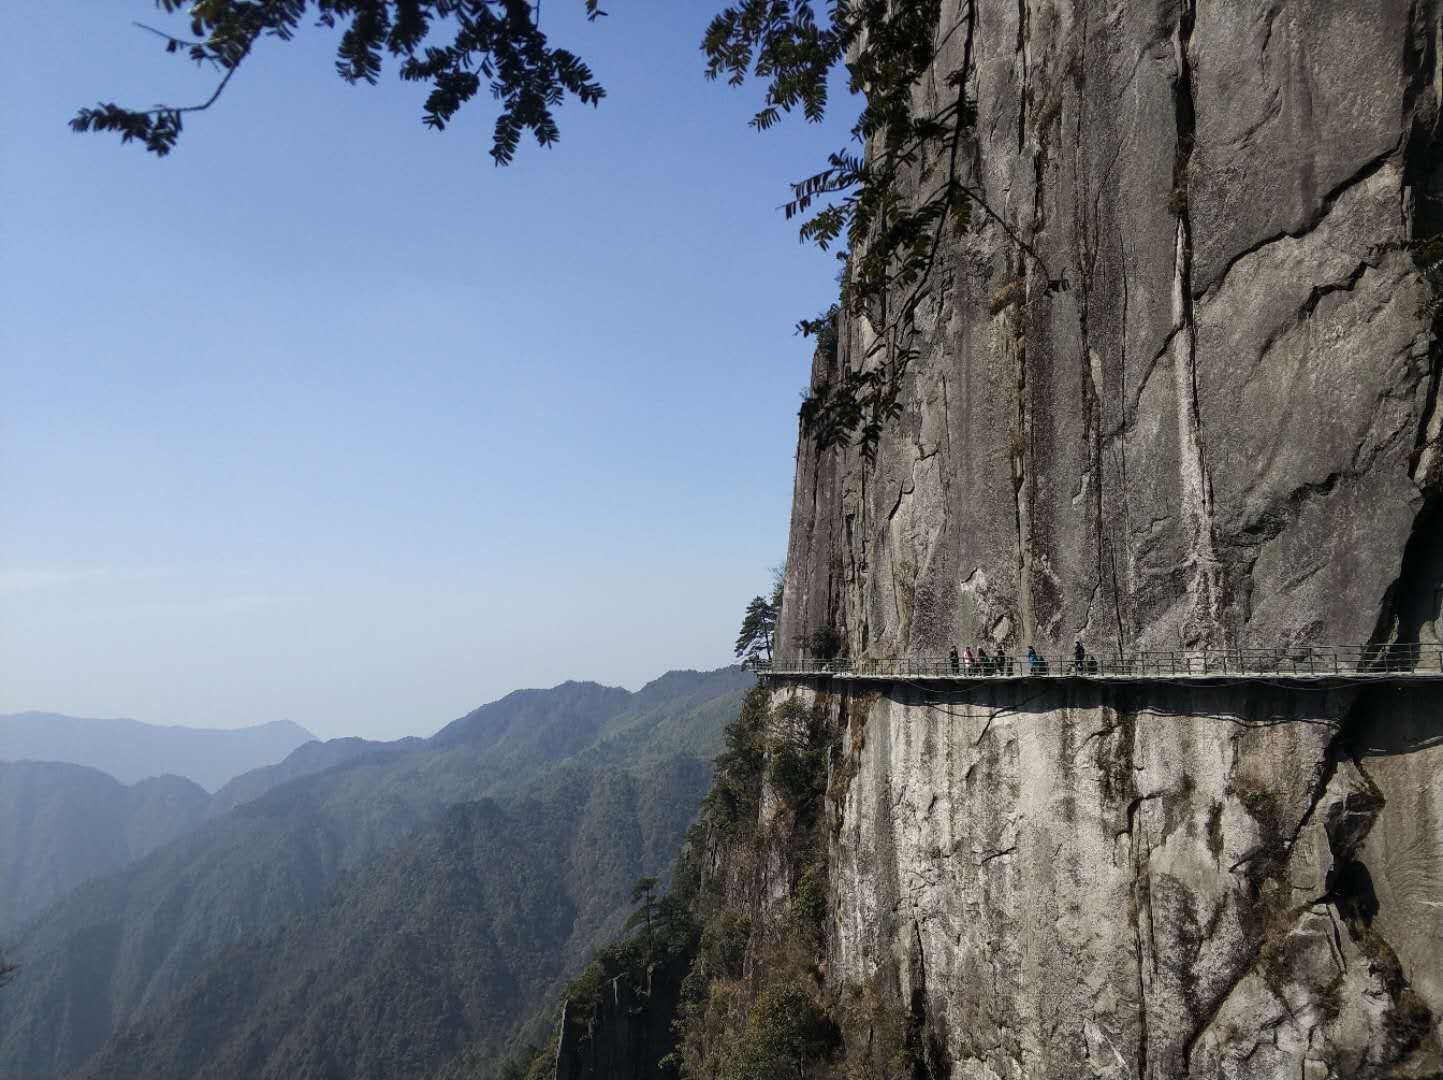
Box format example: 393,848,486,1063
995,648,1009,676
1027,645,1041,674
1074,639,1086,674
977,647,993,675
949,646,960,674
962,646,976,674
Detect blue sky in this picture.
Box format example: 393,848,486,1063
0,1,852,739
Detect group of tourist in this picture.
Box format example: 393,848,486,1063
947,644,1017,675
947,639,1098,676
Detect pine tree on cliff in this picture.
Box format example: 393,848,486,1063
736,567,784,665
74,2,1039,455
624,875,659,956
735,594,779,665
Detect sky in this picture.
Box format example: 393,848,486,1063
0,1,853,740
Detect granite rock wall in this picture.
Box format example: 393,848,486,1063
777,0,1442,662
772,2,1443,1076
791,678,1443,1079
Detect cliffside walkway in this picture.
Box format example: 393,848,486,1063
756,643,1443,684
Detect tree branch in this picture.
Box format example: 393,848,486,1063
150,44,254,118
133,21,213,52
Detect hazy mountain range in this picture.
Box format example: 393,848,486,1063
0,666,751,1080
0,713,321,932
0,712,315,791
0,737,401,937
0,763,209,933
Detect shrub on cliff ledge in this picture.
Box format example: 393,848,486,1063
699,686,770,837
797,626,844,660
726,981,839,1080
767,698,829,827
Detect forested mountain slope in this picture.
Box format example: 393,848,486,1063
0,712,314,791
75,756,712,1080
0,667,750,1079
0,763,209,934
204,734,417,818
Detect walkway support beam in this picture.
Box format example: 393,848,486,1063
755,642,1443,684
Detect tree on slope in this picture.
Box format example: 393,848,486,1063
622,874,694,965
77,2,1013,454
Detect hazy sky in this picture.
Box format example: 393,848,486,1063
1,1,852,740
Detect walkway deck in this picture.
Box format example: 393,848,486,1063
756,643,1443,685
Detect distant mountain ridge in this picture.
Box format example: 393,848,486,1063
0,712,316,792
205,735,416,819
0,665,753,1079
0,715,322,933
0,763,210,933
0,735,405,936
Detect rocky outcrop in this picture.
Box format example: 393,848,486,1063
769,2,1443,1078
554,958,687,1080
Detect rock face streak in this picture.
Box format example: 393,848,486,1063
774,2,1443,1077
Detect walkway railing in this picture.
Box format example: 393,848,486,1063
755,643,1443,681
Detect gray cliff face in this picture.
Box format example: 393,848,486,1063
797,679,1443,1079
778,0,1441,659
772,2,1443,1078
